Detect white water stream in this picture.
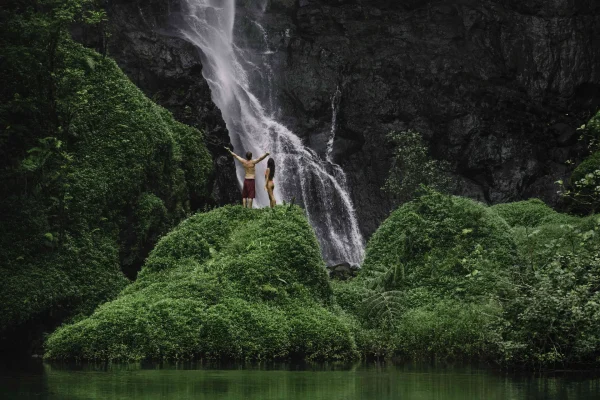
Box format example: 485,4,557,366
176,0,364,264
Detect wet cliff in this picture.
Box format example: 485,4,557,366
99,0,600,237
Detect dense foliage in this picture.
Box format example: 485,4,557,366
45,206,358,361
335,191,600,367
0,0,212,349
383,130,453,201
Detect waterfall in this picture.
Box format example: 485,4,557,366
326,86,342,163
175,0,364,265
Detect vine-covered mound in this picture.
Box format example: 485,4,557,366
490,198,581,227
45,206,357,361
0,5,213,350
334,190,520,359
362,189,518,292
337,190,600,366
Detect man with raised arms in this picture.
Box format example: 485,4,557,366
225,147,270,208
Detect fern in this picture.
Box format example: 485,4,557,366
363,290,404,327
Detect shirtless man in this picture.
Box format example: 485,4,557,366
225,147,270,208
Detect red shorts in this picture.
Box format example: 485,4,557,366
242,178,256,199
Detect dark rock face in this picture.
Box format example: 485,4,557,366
250,0,600,236
98,0,600,239
76,0,240,207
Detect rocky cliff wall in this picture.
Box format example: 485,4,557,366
99,0,600,238
249,0,600,235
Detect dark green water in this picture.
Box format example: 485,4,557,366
1,361,599,399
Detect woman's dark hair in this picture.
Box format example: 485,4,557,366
267,158,275,180
245,151,252,160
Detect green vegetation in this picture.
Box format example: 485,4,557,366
564,151,600,213
45,206,358,361
383,130,453,201
338,189,516,360
0,0,212,346
43,194,600,366
558,110,600,213
333,190,600,367
491,198,564,227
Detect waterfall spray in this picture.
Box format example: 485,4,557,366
176,0,364,264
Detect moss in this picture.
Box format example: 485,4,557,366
45,206,357,361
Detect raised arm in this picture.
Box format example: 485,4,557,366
224,146,245,163
254,152,270,164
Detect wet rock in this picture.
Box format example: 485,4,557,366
327,262,360,280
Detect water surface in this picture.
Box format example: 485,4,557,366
1,361,599,399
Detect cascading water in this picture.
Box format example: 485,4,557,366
175,0,364,264
326,86,342,163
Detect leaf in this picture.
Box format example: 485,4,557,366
85,56,96,71
363,290,404,327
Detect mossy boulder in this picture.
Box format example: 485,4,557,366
45,206,357,361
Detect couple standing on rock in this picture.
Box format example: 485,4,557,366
225,147,276,208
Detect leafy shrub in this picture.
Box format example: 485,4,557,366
354,189,600,366
286,303,358,361
564,151,600,213
331,280,373,318
500,251,600,366
571,152,600,185
330,190,517,359
495,214,600,366
511,214,599,268
45,206,356,361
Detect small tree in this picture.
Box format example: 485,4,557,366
558,112,600,214
383,130,453,202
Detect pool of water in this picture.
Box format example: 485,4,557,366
1,360,599,399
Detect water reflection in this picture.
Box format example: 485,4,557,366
1,361,599,400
